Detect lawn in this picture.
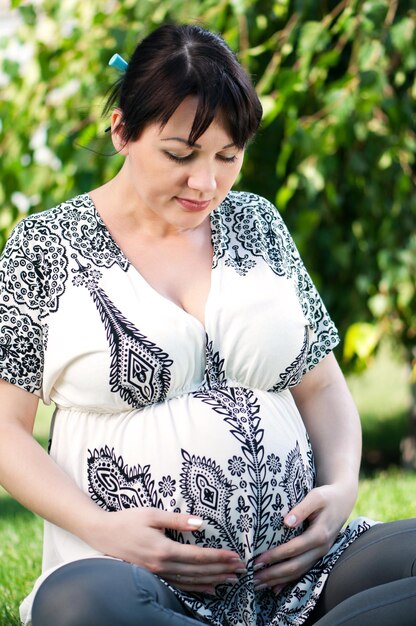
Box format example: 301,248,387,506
0,345,414,625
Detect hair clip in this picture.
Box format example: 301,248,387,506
105,53,128,132
108,53,128,72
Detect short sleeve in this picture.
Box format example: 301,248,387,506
250,194,340,371
0,221,45,394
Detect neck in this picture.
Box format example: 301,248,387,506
89,172,210,240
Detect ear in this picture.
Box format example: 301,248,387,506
110,108,129,155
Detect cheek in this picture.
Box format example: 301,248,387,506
220,165,242,189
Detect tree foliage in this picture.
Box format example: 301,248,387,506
1,0,415,379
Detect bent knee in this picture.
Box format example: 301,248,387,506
32,558,134,626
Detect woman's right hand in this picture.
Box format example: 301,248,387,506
90,506,246,594
0,381,245,594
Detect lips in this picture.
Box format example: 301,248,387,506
175,197,212,212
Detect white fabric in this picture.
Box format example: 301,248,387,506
0,191,373,626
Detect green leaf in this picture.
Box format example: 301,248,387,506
390,17,415,53
344,323,381,363
298,21,329,57
298,156,325,194
17,4,37,25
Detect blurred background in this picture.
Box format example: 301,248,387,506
0,0,415,622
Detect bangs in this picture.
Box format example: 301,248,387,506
105,24,262,147
148,56,260,148
186,77,258,149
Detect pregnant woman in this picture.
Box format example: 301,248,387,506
0,23,415,626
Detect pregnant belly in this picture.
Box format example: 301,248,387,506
54,386,315,563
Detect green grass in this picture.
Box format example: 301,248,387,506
352,469,416,521
0,346,414,624
0,404,52,625
0,497,42,626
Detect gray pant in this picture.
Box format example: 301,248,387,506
32,519,416,626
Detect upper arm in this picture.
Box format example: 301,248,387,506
0,378,39,433
290,351,347,408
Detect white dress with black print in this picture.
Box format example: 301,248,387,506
0,191,373,626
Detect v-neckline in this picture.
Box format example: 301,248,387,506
84,193,216,332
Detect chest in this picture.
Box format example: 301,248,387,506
114,227,213,327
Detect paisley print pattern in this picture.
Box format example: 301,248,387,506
72,258,173,408
0,191,374,626
85,344,371,626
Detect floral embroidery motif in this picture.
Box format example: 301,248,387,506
158,475,176,498
266,453,282,475
0,304,43,391
228,455,246,477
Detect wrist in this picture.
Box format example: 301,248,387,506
319,478,359,518
74,503,109,550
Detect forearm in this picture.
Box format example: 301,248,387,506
291,353,361,498
0,421,104,543
296,380,361,490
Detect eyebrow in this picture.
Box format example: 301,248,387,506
161,137,236,150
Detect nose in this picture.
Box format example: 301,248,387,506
187,162,217,194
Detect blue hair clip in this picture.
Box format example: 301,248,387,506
108,53,128,71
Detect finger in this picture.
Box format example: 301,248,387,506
164,541,245,566
165,571,240,586
254,530,313,570
148,509,206,532
254,544,325,587
174,582,217,595
254,519,332,574
284,489,325,529
150,510,246,563
164,559,247,578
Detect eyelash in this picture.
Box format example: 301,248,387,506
164,152,238,164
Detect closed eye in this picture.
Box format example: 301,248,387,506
164,151,238,164
164,152,194,163
217,154,238,163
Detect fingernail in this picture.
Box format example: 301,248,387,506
253,563,264,572
285,514,297,527
273,585,284,594
254,582,268,590
187,517,204,528
234,568,248,574
225,577,238,584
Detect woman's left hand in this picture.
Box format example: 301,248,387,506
253,482,355,594
254,352,362,594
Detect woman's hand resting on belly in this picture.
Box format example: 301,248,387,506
253,353,362,594
253,480,358,593
89,506,247,595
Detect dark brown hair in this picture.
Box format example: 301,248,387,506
104,24,262,148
